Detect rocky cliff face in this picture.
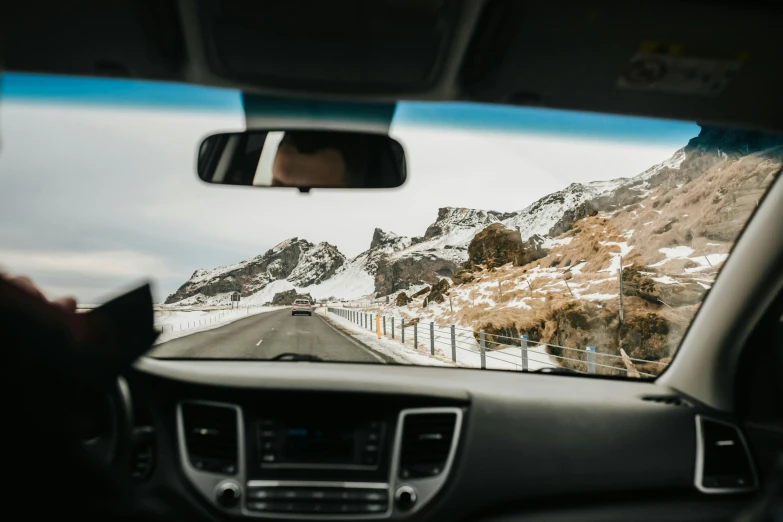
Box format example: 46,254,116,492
423,207,510,239
164,238,345,304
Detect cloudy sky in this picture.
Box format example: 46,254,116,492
0,74,699,303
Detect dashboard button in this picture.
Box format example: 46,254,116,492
362,503,386,513
247,501,270,511
320,490,344,500
248,489,272,499
359,491,386,502
339,503,361,513
362,454,378,465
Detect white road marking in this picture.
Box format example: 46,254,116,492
256,339,263,346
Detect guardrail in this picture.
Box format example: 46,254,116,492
326,307,665,377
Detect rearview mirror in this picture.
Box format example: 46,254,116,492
197,130,406,190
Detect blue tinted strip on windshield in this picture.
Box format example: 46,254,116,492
1,73,242,113
393,101,697,145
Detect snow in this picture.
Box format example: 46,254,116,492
322,309,452,366
569,261,587,274
243,279,295,304
300,254,375,300
662,246,695,258
652,275,679,285
542,236,573,248
692,253,729,267
323,308,557,371
502,180,622,240
599,242,633,273
578,293,616,301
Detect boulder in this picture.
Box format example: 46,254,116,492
453,269,475,284
424,278,450,305
466,223,547,269
374,255,459,295
395,292,410,306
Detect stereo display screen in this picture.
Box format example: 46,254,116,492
284,424,354,464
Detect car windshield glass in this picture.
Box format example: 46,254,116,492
2,73,781,379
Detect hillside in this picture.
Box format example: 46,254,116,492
368,128,782,375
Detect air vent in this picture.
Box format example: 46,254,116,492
398,412,458,479
642,395,693,408
696,416,757,493
182,403,239,475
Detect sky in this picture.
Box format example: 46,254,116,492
0,73,699,303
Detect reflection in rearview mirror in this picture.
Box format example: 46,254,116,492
197,130,406,189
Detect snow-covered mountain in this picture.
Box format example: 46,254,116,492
164,238,345,305
167,125,775,306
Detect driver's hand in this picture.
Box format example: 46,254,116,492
0,272,91,345
5,274,77,312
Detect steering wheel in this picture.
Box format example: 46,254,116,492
76,376,134,472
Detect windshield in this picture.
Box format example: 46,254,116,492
2,73,781,379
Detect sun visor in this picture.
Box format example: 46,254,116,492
461,1,783,132
242,94,397,134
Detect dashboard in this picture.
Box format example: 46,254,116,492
108,357,767,522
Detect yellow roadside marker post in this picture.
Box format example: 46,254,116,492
376,315,381,339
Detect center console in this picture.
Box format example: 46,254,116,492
176,397,464,519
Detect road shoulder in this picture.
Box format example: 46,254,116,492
317,313,396,364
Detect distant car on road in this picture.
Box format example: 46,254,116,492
292,299,312,316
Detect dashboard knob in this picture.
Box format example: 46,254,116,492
395,485,417,510
215,482,241,508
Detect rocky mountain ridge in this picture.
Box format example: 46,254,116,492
165,126,782,309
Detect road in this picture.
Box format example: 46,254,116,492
149,308,386,363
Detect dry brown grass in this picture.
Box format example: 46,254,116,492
366,148,781,376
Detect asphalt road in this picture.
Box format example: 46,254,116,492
149,308,386,363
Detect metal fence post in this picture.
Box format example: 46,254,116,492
451,325,456,362
520,335,528,371
383,316,386,336
586,346,596,374
401,319,405,343
480,329,486,369
414,321,418,348
430,322,435,355
391,317,395,339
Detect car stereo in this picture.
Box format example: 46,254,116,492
256,417,385,469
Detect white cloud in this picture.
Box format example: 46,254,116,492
0,249,173,278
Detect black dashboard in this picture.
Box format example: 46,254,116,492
112,357,765,522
